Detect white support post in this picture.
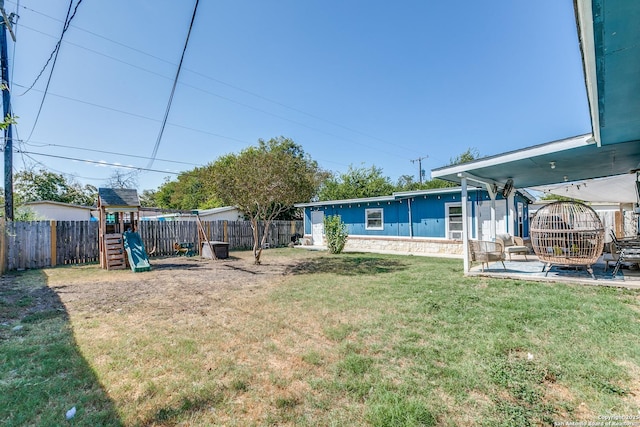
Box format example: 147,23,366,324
461,177,469,272
486,184,497,241
507,193,516,235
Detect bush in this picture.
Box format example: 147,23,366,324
324,215,348,254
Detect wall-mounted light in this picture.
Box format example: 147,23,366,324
550,161,556,169
563,176,568,182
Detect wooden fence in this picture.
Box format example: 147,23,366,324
2,219,303,272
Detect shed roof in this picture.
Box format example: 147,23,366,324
24,200,94,210
98,188,140,207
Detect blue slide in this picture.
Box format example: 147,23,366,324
123,230,151,272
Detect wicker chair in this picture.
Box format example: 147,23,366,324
496,233,529,260
469,240,505,272
530,201,604,279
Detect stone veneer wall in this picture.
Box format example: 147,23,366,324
342,236,463,256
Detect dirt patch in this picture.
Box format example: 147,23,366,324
44,252,301,316
0,273,66,331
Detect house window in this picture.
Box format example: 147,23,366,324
366,208,384,230
446,204,463,240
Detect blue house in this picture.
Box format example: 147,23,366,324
296,187,534,256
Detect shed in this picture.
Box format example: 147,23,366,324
23,201,96,221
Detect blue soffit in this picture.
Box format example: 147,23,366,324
579,0,640,146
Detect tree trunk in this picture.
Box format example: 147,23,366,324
251,218,262,264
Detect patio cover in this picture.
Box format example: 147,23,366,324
431,134,640,190
428,0,640,272
530,173,639,204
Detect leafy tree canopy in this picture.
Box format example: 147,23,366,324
395,174,456,191
318,164,395,201
152,167,223,210
539,193,582,202
210,136,324,263
14,169,97,206
449,147,480,165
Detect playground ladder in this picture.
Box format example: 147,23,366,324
195,213,217,260
103,233,126,270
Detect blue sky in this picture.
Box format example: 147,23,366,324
3,0,591,193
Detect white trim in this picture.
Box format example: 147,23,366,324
445,202,463,240
365,208,384,230
461,177,469,271
575,0,600,146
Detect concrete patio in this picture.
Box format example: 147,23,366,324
468,254,640,289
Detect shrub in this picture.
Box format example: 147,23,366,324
324,214,348,254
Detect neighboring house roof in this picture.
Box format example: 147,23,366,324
98,188,140,207
196,206,240,216
295,187,534,208
24,201,94,210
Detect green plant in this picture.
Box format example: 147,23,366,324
324,214,348,254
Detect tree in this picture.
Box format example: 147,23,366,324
14,169,97,206
105,170,139,189
449,147,480,165
139,189,158,207
318,164,395,201
153,168,222,210
211,136,324,264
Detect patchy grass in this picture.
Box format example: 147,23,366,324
2,249,640,426
0,271,121,426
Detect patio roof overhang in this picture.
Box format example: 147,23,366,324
431,134,640,189
576,0,640,148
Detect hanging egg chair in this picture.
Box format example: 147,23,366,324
530,201,604,278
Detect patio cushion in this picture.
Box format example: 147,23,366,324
496,233,513,246
495,233,529,260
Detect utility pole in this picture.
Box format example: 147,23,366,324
410,156,428,184
0,0,14,220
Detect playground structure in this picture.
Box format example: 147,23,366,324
98,188,151,272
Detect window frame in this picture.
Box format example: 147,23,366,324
445,202,463,240
365,208,384,230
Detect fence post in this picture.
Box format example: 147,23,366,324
50,220,57,267
223,220,228,242
0,218,5,274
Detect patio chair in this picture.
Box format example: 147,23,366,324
495,233,529,261
609,231,640,276
469,240,506,272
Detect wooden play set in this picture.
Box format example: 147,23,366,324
97,188,150,272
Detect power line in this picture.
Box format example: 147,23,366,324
23,0,83,143
11,1,423,156
12,83,253,145
15,149,180,174
22,140,204,167
19,0,80,95
148,0,199,168
18,151,106,181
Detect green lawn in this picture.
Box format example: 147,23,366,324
1,250,639,426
